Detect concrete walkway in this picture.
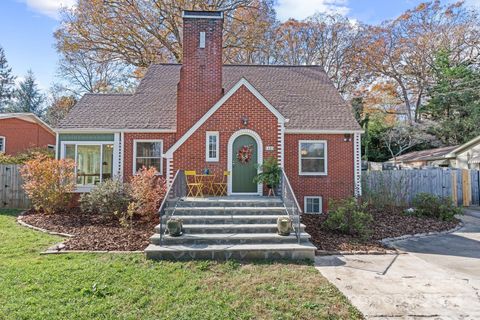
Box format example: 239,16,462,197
316,210,480,319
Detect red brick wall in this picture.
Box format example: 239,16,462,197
177,16,224,135
284,134,354,212
123,133,176,181
172,85,279,191
0,118,55,155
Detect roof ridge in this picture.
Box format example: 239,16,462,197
151,63,324,68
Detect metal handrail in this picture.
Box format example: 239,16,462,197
158,169,186,245
279,168,302,244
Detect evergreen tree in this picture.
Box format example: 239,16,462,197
0,46,16,112
423,51,480,145
7,70,45,117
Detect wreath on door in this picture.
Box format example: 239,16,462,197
237,144,254,164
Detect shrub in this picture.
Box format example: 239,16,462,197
19,155,76,214
323,197,373,239
80,179,131,216
412,193,462,221
129,166,166,218
0,147,54,164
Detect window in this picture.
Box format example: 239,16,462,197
206,132,219,162
0,136,5,153
304,197,322,214
299,140,327,175
199,31,206,48
134,140,163,174
63,142,114,186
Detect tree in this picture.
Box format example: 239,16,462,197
55,0,273,67
58,51,136,95
7,70,45,117
357,1,480,123
383,123,434,162
0,46,15,112
44,85,77,126
423,50,480,145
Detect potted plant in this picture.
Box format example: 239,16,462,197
166,218,183,237
254,157,281,196
277,216,292,236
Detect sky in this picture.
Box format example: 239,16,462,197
0,0,479,92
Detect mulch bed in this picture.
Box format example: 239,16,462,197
303,207,460,252
21,209,156,251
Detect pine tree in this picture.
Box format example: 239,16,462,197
423,51,480,145
0,46,16,112
7,70,45,117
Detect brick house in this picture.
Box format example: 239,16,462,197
56,10,362,214
0,113,55,155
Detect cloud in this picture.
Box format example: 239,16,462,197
22,0,76,19
464,0,480,7
275,0,350,21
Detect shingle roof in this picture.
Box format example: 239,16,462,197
394,145,459,162
58,64,361,131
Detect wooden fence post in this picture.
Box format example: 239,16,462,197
462,169,471,207
451,170,458,207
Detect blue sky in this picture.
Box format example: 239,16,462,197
0,0,478,91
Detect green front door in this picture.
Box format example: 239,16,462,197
232,135,258,193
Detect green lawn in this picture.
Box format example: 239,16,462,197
0,210,362,320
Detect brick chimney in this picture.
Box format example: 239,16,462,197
177,10,224,135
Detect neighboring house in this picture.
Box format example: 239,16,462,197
391,135,480,170
0,113,55,155
56,11,362,213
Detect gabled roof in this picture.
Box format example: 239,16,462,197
57,64,361,132
446,135,480,157
165,78,285,157
393,145,458,162
0,113,55,135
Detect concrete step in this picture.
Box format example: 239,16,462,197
164,206,286,216
145,243,316,261
150,232,311,245
176,197,283,208
155,223,306,234
161,215,287,225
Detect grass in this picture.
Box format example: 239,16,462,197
0,210,362,320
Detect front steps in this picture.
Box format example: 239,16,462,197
145,196,316,261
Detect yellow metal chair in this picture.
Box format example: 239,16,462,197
214,171,230,196
185,171,203,197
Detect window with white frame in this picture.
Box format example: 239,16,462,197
63,142,114,186
0,136,5,153
134,140,163,174
206,132,219,162
304,196,322,214
299,140,327,175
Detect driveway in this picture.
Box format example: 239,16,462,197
315,209,480,319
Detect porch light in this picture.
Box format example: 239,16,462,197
241,115,249,126
343,134,352,142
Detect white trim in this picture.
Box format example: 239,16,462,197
182,11,224,19
286,129,364,134
55,132,59,159
60,141,116,191
119,132,124,181
205,131,219,162
446,135,480,157
304,196,323,214
278,122,285,167
354,133,362,197
113,133,121,180
298,140,328,176
227,129,263,195
165,78,285,158
0,136,5,153
55,128,176,133
132,139,164,175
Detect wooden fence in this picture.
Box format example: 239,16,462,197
0,165,30,209
362,168,480,207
